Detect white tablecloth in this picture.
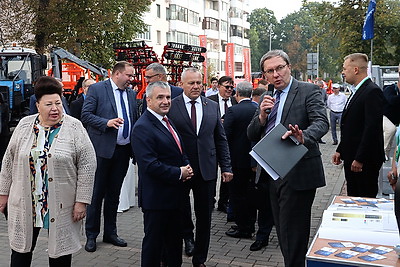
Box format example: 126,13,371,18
117,160,137,212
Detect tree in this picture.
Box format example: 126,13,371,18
1,0,151,68
248,8,278,72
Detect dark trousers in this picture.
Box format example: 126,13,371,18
142,209,182,267
85,144,131,239
269,176,316,267
250,178,274,241
218,181,229,207
11,227,72,267
344,161,382,198
181,174,216,265
229,168,254,233
329,111,342,142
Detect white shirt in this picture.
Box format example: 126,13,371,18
110,78,131,145
205,88,218,97
217,93,233,117
345,76,370,109
327,92,347,112
182,93,203,135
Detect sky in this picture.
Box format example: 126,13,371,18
249,0,335,21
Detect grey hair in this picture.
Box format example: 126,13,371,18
236,81,253,98
146,81,170,98
181,67,201,81
146,63,167,75
259,50,291,73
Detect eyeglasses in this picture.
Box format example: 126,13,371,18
264,64,287,75
223,85,234,90
144,73,160,79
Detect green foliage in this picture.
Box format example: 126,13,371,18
5,0,150,68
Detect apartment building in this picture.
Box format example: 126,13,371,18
137,0,251,83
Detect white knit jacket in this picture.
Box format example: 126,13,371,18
0,114,96,258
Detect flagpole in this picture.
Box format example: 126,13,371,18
370,39,373,64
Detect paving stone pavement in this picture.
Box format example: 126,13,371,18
0,133,346,266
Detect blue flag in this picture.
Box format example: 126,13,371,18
362,0,376,40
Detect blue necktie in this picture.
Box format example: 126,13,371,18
265,90,282,134
118,89,129,139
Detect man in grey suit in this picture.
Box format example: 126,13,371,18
247,50,328,267
81,61,137,252
168,68,233,267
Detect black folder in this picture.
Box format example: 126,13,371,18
250,123,308,179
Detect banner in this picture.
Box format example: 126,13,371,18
225,43,234,78
199,35,207,84
243,48,251,82
362,0,376,40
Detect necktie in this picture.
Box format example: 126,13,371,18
190,100,197,132
163,117,182,153
118,89,129,139
223,98,229,114
265,90,282,134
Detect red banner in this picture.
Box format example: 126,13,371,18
243,48,251,82
199,35,207,84
225,43,234,78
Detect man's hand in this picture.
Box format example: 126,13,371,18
388,167,398,191
258,95,275,124
282,124,304,144
351,160,363,172
0,195,8,214
72,202,87,222
107,118,124,129
181,164,194,182
332,152,342,165
221,172,233,182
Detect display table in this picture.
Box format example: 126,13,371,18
307,196,400,266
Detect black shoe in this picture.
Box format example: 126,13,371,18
230,225,238,230
225,229,252,239
332,141,338,145
85,238,97,252
318,140,326,144
184,238,195,257
217,203,228,213
250,239,268,251
103,235,127,247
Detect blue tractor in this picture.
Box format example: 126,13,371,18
0,44,47,135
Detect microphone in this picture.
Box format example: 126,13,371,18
265,84,274,113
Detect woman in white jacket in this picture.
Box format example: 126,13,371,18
0,76,96,266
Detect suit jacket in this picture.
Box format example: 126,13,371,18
247,78,329,190
132,111,189,209
81,79,137,159
337,78,385,165
223,99,257,169
142,84,183,111
70,95,84,120
168,95,232,180
29,94,70,115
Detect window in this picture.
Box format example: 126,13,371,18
157,31,161,44
156,4,161,18
221,61,225,71
137,25,151,40
177,31,188,43
235,62,243,72
221,20,227,32
234,45,243,55
188,10,199,25
230,25,243,37
203,17,219,31
205,0,218,11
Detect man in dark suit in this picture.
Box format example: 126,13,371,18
207,76,237,214
29,78,70,115
81,61,137,252
333,53,385,197
168,68,233,267
132,81,193,267
70,78,95,120
247,50,328,267
224,81,274,251
141,63,183,112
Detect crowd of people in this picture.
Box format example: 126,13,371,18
0,50,399,267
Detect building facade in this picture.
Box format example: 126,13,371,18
138,0,251,83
